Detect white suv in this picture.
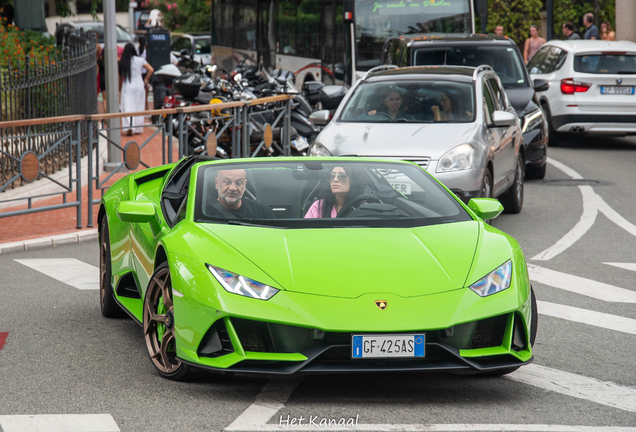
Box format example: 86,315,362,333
528,40,636,145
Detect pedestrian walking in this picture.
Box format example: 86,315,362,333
562,22,581,40
583,13,599,40
119,43,154,136
494,25,505,36
600,22,616,41
524,25,545,64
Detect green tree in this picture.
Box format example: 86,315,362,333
479,0,543,49
552,0,614,39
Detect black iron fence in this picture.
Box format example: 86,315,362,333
0,27,97,191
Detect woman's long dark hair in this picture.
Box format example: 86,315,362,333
320,166,364,218
118,43,138,83
138,36,146,56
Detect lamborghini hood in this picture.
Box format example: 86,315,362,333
199,221,479,299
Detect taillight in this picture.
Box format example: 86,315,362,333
561,78,592,94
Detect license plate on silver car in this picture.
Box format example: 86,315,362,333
601,86,635,95
352,334,425,358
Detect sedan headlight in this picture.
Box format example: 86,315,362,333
469,260,512,297
207,265,279,300
436,144,473,173
521,109,544,133
308,142,333,157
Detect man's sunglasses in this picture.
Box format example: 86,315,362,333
329,173,349,182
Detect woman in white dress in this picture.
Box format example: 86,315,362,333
119,43,154,135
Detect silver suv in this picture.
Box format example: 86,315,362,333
308,65,525,213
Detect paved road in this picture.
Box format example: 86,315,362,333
1,135,635,432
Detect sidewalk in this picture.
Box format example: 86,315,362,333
0,121,178,253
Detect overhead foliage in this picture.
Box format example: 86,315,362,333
479,0,543,48
140,0,210,33
552,0,615,39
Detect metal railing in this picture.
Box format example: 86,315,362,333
0,95,294,227
0,28,97,192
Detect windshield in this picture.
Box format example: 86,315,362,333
194,160,470,228
574,54,636,74
414,45,527,88
194,38,211,54
354,0,472,71
339,80,475,123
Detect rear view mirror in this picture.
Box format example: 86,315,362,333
309,110,331,126
490,111,517,128
533,79,549,92
116,201,156,223
468,198,504,221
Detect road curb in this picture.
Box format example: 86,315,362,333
0,229,99,255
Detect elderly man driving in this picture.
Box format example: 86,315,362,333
211,169,273,219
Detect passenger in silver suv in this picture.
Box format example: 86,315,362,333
309,65,525,213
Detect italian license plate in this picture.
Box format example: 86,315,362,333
601,86,635,95
390,182,412,195
352,334,425,358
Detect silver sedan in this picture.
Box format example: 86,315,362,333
309,65,525,213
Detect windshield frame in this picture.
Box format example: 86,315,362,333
193,159,472,229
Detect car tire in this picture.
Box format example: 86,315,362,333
525,162,546,180
542,102,561,147
530,286,538,347
144,262,193,381
500,154,524,214
99,217,126,318
480,169,493,199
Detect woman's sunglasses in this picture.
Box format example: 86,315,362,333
329,173,349,182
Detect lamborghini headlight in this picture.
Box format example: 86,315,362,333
207,265,279,300
437,144,473,173
522,109,543,133
308,142,333,157
469,260,512,297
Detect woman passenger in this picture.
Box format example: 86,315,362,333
304,166,363,218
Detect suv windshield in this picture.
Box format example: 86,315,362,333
339,80,475,123
414,45,527,88
194,160,470,228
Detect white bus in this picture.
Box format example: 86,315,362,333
211,0,475,87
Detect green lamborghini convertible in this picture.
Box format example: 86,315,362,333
99,156,537,380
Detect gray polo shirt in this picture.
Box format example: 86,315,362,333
585,25,600,40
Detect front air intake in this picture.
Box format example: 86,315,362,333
198,318,234,358
471,314,508,349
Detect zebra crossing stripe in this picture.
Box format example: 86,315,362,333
538,301,636,336
14,259,99,290
0,414,119,432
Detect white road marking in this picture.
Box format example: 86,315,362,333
604,262,636,272
14,259,99,290
537,300,636,335
532,159,636,261
546,158,584,180
531,185,598,261
230,424,636,431
225,366,636,431
527,264,636,303
225,379,304,431
0,414,119,432
508,364,636,413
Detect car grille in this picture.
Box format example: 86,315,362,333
360,156,431,170
197,318,234,358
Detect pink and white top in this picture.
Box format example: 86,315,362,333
304,199,337,219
